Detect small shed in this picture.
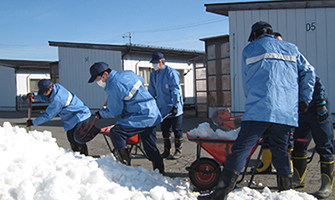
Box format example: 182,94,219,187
193,35,231,118
49,41,204,111
205,0,335,118
0,59,56,111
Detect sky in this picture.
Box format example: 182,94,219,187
0,121,318,200
0,0,259,61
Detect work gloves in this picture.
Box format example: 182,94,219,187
26,120,33,127
21,93,34,101
315,99,329,122
298,101,309,114
170,107,178,116
95,111,102,119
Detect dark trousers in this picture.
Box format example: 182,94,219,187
294,106,334,159
161,115,183,139
109,124,162,164
225,121,292,175
67,118,89,155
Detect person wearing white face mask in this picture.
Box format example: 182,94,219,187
148,52,184,159
88,62,165,174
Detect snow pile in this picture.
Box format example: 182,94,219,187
228,187,316,200
188,122,240,140
0,122,196,200
0,122,317,200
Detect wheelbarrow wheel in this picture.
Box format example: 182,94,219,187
189,157,221,191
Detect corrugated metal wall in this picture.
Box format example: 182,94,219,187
0,66,16,111
58,47,122,110
229,8,335,116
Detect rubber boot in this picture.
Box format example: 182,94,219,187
114,147,131,166
292,151,308,188
171,138,183,159
160,137,172,158
71,143,89,156
314,156,334,199
277,174,293,191
288,148,294,173
197,168,239,200
255,149,272,173
152,158,165,174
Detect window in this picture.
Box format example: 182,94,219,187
139,67,185,100
29,79,40,93
177,69,185,99
139,67,152,90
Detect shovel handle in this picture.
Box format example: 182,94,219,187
27,95,34,131
88,115,99,130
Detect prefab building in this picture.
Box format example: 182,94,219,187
48,41,204,111
205,0,335,118
0,59,53,111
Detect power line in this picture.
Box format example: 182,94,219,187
132,18,227,34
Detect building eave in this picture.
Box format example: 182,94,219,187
205,0,335,16
48,41,205,58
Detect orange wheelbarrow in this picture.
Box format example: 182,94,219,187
100,125,148,159
186,132,258,191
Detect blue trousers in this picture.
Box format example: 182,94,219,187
161,114,183,139
294,106,334,159
225,121,292,175
109,124,162,164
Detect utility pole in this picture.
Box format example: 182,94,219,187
123,32,132,45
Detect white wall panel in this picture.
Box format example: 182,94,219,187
229,7,335,116
58,47,122,110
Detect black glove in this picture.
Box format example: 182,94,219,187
316,99,329,122
26,120,33,127
95,111,102,119
298,101,309,114
170,107,178,116
21,93,34,101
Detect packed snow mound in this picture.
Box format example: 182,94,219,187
0,122,196,200
0,122,317,200
189,122,240,140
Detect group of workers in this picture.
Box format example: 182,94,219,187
198,21,334,200
26,51,184,175
25,20,333,199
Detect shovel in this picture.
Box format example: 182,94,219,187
27,94,34,131
211,108,242,130
74,100,107,144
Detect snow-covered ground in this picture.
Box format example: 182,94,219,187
0,122,317,200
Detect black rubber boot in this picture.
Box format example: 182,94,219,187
277,174,293,191
160,137,172,158
152,158,165,174
197,168,239,200
114,147,131,166
71,143,89,156
171,138,183,159
292,151,308,188
314,156,334,199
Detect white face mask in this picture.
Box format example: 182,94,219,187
96,75,106,88
152,63,160,71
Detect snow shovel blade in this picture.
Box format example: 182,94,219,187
211,109,242,130
74,117,101,144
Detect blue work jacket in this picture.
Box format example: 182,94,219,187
32,84,91,131
241,34,316,127
98,70,162,128
148,65,184,118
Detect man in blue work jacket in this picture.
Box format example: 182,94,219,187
198,21,316,200
148,51,184,159
26,79,91,156
88,62,164,173
292,75,334,198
